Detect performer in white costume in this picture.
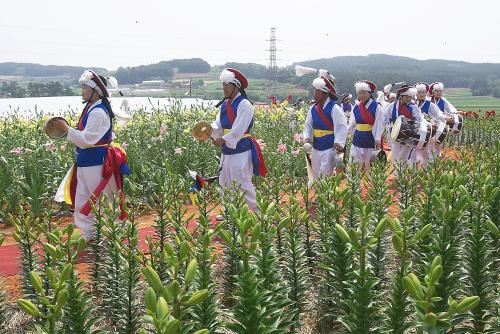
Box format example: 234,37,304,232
414,82,446,164
385,84,422,170
340,93,353,119
52,70,130,240
211,68,267,218
303,74,347,180
347,80,385,172
429,82,460,115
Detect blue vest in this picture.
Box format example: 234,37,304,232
391,102,416,123
220,95,253,155
419,100,431,115
75,103,112,167
352,101,378,148
342,102,352,113
311,100,335,151
435,98,445,112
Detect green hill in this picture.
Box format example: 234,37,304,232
293,54,500,97
2,54,500,100
0,62,108,79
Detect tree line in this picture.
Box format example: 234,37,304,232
0,58,211,86
114,58,210,84
0,81,76,98
2,55,500,98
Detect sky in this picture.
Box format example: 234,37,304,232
1,0,499,70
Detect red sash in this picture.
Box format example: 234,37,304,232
315,104,334,130
399,103,414,120
226,99,236,123
77,146,128,220
359,100,384,149
225,98,250,135
77,104,91,130
358,101,375,125
249,137,268,177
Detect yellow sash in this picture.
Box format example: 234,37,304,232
356,124,373,131
85,142,126,152
223,128,251,138
63,166,75,205
313,129,334,138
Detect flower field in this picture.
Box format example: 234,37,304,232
0,101,499,334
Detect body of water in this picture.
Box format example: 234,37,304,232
0,96,218,117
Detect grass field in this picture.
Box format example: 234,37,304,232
445,88,500,110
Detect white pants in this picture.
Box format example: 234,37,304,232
55,165,117,240
219,151,256,211
75,166,117,240
385,124,392,150
391,141,414,171
311,148,335,180
412,142,442,167
411,148,428,167
427,142,442,162
349,145,374,172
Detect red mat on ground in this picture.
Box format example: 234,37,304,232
0,244,20,276
0,216,216,277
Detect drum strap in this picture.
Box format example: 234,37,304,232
315,104,334,130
